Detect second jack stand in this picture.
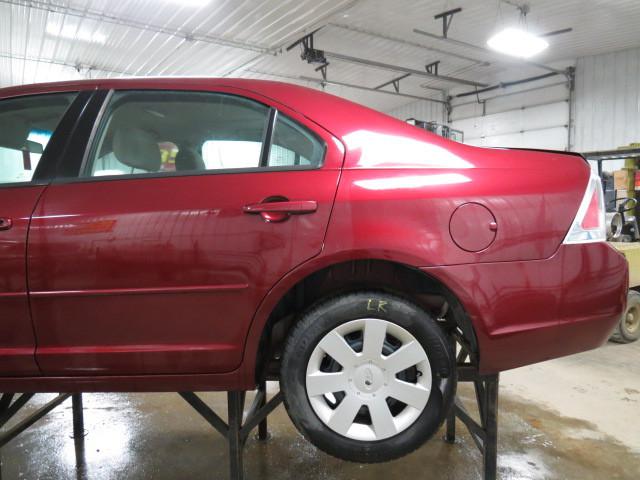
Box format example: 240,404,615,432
446,335,500,480
0,392,84,479
179,381,283,480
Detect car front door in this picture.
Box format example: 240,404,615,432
0,91,79,376
28,88,343,376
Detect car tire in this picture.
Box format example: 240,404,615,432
611,290,640,344
280,291,456,463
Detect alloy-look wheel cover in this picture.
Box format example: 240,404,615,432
626,305,640,334
305,318,432,441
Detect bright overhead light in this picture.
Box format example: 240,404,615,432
166,0,212,6
486,27,549,58
46,24,106,44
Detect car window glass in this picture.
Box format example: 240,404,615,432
86,91,270,177
268,114,325,168
0,93,77,184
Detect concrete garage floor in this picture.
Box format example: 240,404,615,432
2,341,639,480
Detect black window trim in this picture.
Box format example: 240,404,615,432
40,89,108,181
260,108,277,168
52,88,327,185
77,89,114,177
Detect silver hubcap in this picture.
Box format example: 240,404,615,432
626,306,640,334
305,318,432,441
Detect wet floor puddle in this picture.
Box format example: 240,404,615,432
1,388,638,479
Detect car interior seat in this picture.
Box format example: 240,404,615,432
112,127,161,173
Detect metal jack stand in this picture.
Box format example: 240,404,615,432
445,336,500,480
179,381,283,480
0,392,86,477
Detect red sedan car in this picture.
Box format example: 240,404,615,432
0,78,627,461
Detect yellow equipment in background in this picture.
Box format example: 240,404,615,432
584,144,640,343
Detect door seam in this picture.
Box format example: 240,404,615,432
25,182,52,373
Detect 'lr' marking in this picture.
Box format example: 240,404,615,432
367,299,388,313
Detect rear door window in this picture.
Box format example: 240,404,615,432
268,113,325,168
85,91,270,177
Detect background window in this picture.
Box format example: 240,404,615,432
268,114,325,168
0,93,76,184
87,91,270,177
202,140,262,170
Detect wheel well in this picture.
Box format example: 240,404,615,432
255,259,478,381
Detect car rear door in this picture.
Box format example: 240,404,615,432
28,87,343,376
0,91,81,376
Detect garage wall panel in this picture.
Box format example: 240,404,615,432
464,127,569,149
574,47,640,151
451,82,569,122
386,100,445,124
451,97,569,150
454,102,569,140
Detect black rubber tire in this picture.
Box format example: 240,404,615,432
280,291,456,463
611,290,640,344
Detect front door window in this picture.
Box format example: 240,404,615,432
0,93,76,184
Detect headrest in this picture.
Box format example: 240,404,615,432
175,147,205,172
0,118,29,151
113,127,161,172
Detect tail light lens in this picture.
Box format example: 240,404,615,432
563,172,606,244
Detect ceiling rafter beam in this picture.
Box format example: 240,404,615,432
0,53,131,85
315,62,329,81
300,75,447,105
540,27,573,37
323,50,487,87
425,60,440,75
434,7,462,38
247,68,446,104
0,0,272,54
0,51,130,77
374,73,410,91
328,23,490,67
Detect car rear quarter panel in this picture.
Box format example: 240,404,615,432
328,137,589,266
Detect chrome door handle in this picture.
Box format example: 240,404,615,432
243,200,317,223
243,200,317,214
0,218,13,231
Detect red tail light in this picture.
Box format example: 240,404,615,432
563,172,606,244
580,188,601,230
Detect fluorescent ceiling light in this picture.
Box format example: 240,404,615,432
46,24,106,44
166,0,212,6
486,27,549,58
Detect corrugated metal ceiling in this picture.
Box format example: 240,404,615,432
1,0,639,112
